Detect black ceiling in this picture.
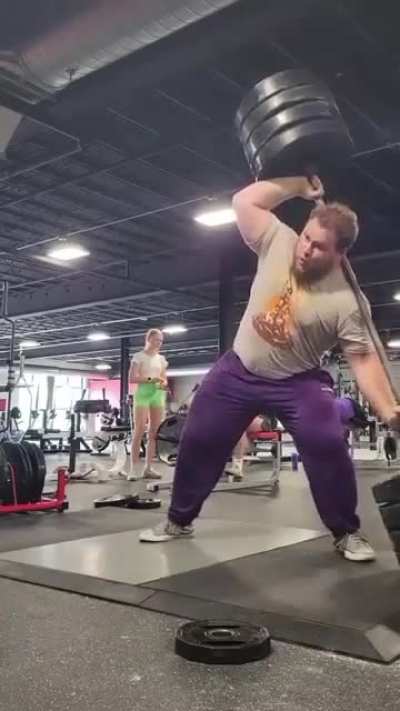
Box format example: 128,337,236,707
1,0,400,372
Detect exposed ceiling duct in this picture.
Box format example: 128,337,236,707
0,0,239,104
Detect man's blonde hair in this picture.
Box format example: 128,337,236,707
310,202,359,252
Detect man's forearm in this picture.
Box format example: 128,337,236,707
233,177,307,212
349,351,397,422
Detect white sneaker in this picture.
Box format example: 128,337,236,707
139,519,194,543
125,464,142,481
225,458,244,480
143,467,163,480
334,532,376,562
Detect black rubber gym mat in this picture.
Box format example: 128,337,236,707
1,530,399,661
145,536,400,663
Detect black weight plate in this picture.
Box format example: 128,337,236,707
21,442,46,502
236,68,329,127
0,442,33,504
75,399,110,414
0,446,13,504
243,101,337,166
126,497,161,510
380,502,400,532
238,85,335,142
372,475,400,505
156,414,187,466
251,120,353,179
93,494,139,509
175,620,271,665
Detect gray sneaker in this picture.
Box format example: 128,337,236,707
334,532,376,562
143,467,163,480
139,519,194,543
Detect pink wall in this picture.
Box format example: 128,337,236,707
88,378,120,408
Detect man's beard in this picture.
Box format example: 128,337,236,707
292,257,332,287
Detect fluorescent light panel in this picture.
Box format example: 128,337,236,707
167,367,210,377
162,324,188,335
47,244,90,261
194,207,236,227
87,332,110,342
95,363,112,371
19,339,40,349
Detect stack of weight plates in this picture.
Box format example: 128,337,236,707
0,441,46,505
235,68,353,179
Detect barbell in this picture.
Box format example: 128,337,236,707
235,67,400,405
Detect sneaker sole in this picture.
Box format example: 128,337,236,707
139,530,194,543
335,548,376,562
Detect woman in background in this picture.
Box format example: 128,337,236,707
128,329,168,480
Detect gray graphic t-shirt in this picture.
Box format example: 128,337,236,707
234,215,372,379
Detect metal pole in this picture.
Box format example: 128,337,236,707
218,249,236,356
68,413,76,473
1,281,16,430
120,337,130,422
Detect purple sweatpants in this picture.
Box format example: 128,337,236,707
169,351,360,538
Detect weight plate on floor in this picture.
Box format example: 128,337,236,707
0,441,33,504
175,620,271,664
21,442,46,502
93,494,139,509
126,497,161,510
372,475,400,505
380,502,400,532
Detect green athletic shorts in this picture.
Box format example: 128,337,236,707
135,382,166,408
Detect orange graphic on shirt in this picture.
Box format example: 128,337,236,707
252,280,294,348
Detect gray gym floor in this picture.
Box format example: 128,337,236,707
1,455,400,710
2,577,399,711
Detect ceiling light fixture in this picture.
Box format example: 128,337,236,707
47,244,90,261
194,207,236,227
387,339,400,349
95,363,112,371
394,293,400,302
87,331,111,342
162,324,188,335
19,339,40,349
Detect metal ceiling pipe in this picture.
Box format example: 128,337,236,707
0,0,239,103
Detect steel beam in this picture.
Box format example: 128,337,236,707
7,251,221,318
